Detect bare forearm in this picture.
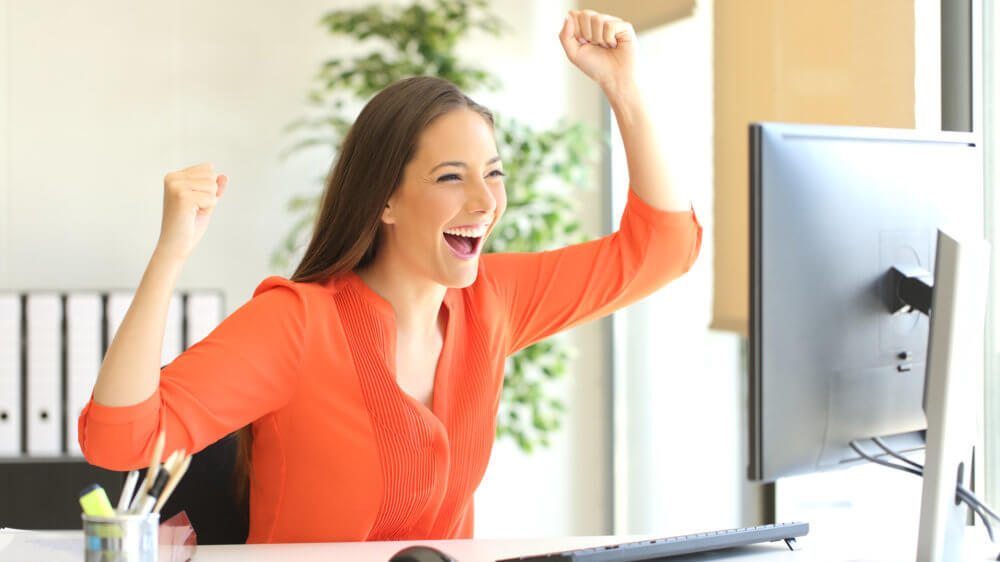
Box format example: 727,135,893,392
604,82,691,212
92,249,184,407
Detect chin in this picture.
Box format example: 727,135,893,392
436,259,480,289
450,265,479,289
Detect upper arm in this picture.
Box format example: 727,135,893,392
484,188,702,356
79,276,308,470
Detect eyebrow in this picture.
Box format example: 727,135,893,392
430,156,502,173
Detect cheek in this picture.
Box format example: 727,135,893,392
407,192,450,223
494,185,508,215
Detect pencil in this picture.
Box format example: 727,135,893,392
129,430,165,512
129,449,182,515
153,454,191,514
160,450,183,477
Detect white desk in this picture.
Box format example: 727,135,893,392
1,527,997,561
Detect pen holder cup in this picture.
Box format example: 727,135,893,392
82,512,159,562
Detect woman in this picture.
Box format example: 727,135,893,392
78,10,702,544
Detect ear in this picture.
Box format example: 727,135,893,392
380,201,397,225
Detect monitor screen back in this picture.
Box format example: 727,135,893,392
748,122,982,482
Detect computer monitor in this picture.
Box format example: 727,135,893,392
747,122,993,561
747,122,983,483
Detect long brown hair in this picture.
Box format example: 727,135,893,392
230,76,495,519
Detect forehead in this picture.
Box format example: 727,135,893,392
413,108,496,163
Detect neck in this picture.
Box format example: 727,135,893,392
354,258,447,339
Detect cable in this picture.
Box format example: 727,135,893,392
960,483,1000,522
957,492,996,542
970,500,996,542
849,439,999,543
871,436,924,471
851,440,969,503
849,441,923,477
863,438,1000,523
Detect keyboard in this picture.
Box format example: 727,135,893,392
496,522,810,561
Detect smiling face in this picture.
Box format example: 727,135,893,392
379,108,507,288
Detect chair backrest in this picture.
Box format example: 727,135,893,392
151,432,249,544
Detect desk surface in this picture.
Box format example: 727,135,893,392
2,528,997,561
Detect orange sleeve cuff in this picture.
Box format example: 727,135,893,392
83,387,162,425
625,187,699,229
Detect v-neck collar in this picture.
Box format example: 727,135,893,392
344,269,455,319
340,269,455,425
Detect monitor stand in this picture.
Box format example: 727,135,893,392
916,229,990,562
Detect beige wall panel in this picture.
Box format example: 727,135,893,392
713,0,915,334
579,0,696,31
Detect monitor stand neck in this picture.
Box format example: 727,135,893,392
915,230,989,562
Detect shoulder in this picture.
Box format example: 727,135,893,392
251,274,348,313
249,276,325,321
253,275,307,298
253,275,339,298
460,259,505,315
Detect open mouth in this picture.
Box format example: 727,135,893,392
443,232,484,259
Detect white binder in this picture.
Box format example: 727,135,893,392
0,294,22,456
66,293,102,456
185,291,223,348
105,291,134,351
162,293,183,367
25,293,62,455
108,290,184,369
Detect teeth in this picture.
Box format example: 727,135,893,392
443,226,486,238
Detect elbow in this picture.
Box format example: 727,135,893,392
79,431,155,472
681,220,704,275
77,401,163,472
78,418,136,472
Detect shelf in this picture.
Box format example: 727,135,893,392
0,455,93,464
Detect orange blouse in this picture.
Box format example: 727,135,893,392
78,187,702,543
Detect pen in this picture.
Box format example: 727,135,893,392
132,467,171,516
154,454,191,514
129,448,183,515
129,430,165,512
116,470,139,513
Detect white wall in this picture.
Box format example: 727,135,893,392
606,0,751,536
467,0,611,538
0,0,338,298
0,0,613,537
914,0,942,131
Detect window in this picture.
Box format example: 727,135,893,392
983,0,1000,509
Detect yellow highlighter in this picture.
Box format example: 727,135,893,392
79,484,116,517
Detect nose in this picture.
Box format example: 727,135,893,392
468,175,497,217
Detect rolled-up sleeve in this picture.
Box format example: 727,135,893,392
484,187,702,356
78,276,307,471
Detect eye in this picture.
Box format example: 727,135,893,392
436,173,461,182
488,169,506,178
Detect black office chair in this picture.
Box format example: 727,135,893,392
135,431,249,544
